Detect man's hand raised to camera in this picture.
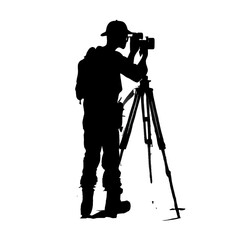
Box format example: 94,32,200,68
128,35,140,63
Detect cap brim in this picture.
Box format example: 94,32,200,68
100,30,132,37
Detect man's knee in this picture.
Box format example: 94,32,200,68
80,173,98,189
102,168,121,190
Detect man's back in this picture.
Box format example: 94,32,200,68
84,46,123,104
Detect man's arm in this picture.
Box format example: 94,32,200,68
137,46,148,79
128,34,140,63
120,36,148,82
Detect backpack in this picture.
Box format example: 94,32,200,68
76,47,125,130
75,47,96,103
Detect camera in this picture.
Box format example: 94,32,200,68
130,32,155,50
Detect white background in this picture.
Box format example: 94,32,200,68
1,0,240,239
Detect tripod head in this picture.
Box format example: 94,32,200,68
139,75,151,91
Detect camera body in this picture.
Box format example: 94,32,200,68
130,32,155,50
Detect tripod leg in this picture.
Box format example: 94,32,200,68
141,93,153,183
147,90,165,150
161,149,180,218
119,91,141,162
147,89,182,218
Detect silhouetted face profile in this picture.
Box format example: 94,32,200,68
118,33,129,49
107,33,128,49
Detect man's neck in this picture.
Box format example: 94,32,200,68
105,42,118,51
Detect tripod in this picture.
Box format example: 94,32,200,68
119,76,184,219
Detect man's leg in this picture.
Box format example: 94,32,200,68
102,128,130,217
80,129,101,218
102,128,121,190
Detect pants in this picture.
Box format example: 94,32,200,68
80,102,122,192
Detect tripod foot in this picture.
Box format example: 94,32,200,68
162,208,185,221
169,207,185,219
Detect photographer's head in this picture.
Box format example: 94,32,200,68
101,20,132,49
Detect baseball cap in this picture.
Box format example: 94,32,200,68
101,20,132,36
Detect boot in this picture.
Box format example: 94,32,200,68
81,189,94,218
105,190,131,218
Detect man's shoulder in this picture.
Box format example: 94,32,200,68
96,46,123,56
84,46,127,65
85,47,97,58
